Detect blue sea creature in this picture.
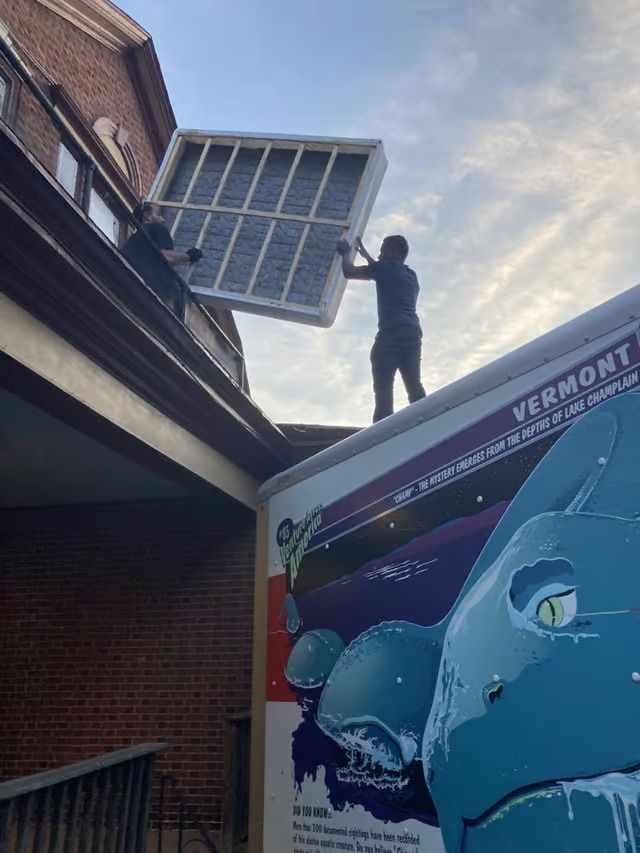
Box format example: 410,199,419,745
285,629,344,689
316,621,440,781
304,396,620,784
423,392,640,852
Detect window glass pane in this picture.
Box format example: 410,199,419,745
0,75,7,116
89,189,120,244
56,144,79,197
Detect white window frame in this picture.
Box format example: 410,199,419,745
56,143,80,199
88,188,121,245
149,130,387,328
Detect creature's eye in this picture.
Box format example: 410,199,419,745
535,589,577,628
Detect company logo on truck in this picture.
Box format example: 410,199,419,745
276,506,323,587
511,342,634,423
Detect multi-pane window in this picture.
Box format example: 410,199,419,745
56,143,121,244
149,131,386,326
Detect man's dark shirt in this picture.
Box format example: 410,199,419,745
122,221,174,283
366,260,422,333
122,221,180,308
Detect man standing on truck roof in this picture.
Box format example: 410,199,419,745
337,234,426,423
122,202,203,313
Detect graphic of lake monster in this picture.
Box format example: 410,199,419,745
285,392,640,852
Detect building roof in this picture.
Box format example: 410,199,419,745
36,0,150,50
0,119,292,488
278,424,361,463
35,0,176,159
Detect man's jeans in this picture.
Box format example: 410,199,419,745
370,325,426,423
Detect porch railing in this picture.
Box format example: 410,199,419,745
0,742,165,853
156,775,219,853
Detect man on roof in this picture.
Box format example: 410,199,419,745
123,202,202,313
337,234,426,423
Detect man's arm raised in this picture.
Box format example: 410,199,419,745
355,237,376,265
337,238,374,280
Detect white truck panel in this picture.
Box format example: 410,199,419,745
257,282,640,853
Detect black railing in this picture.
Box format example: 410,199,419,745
152,717,250,853
0,742,165,852
156,775,219,853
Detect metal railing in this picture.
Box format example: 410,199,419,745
0,743,165,853
155,775,219,853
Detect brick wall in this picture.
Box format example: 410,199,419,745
14,74,61,174
0,498,256,830
0,0,161,192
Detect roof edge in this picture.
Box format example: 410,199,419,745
125,39,177,162
34,0,148,51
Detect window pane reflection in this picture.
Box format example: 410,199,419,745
89,189,120,244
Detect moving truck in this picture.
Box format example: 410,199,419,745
250,283,640,853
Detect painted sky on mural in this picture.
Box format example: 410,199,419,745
120,0,640,426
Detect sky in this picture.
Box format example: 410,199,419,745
121,0,640,427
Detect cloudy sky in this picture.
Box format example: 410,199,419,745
122,0,640,427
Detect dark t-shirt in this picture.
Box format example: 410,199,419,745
366,260,421,333
122,222,174,283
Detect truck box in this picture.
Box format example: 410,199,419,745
250,283,640,853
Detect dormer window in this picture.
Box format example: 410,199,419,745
93,117,140,192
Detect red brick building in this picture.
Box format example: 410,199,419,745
1,0,167,224
0,1,357,849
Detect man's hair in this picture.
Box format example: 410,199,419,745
384,234,409,261
133,201,154,223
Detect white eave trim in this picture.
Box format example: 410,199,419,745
35,0,148,51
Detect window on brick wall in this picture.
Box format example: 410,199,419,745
89,188,121,245
56,141,124,245
56,143,80,199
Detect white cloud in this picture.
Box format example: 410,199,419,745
238,0,640,426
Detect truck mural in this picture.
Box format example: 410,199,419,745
258,305,640,853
